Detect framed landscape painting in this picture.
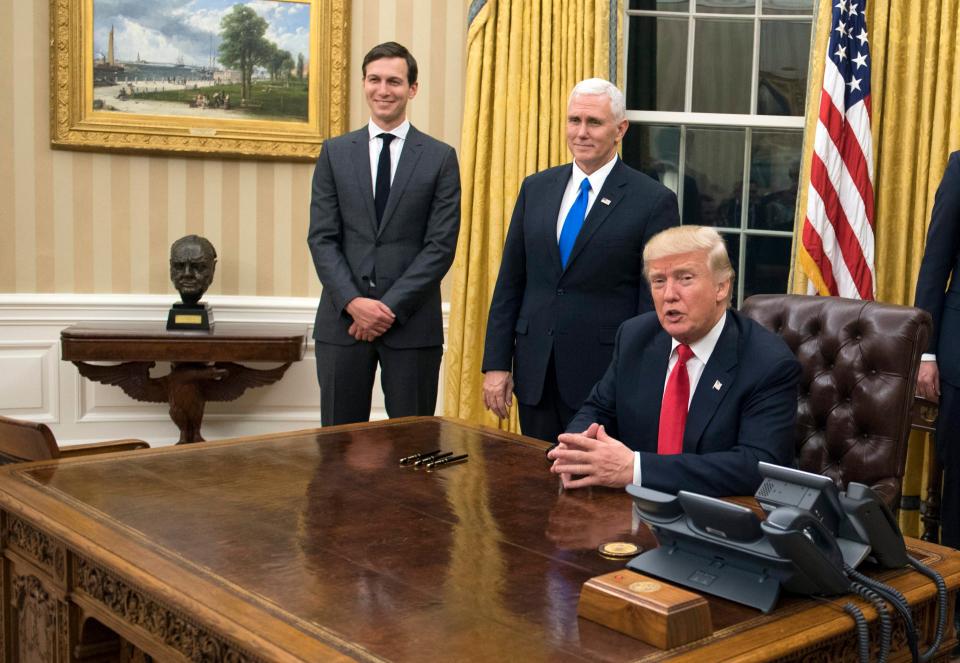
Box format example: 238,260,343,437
50,0,349,160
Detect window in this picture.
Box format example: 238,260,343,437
622,0,814,305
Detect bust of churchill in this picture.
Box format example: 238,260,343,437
169,235,217,306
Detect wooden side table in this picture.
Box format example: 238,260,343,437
61,322,307,443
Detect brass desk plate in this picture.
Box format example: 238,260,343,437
578,569,713,649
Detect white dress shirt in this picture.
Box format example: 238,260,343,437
368,119,410,194
555,155,619,240
632,312,728,486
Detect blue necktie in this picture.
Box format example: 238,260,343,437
558,178,591,268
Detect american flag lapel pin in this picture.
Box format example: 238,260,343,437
713,380,722,391
600,197,611,205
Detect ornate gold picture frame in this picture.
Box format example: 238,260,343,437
50,0,349,161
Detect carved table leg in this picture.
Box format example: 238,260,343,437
167,363,225,444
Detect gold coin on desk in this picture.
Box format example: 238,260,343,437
598,541,641,559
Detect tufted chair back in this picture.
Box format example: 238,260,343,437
741,295,931,510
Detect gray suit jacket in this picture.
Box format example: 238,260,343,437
308,126,461,348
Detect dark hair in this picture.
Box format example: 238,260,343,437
361,41,418,85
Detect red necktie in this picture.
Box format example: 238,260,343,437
658,344,694,455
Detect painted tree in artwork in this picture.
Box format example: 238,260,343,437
218,5,270,103
297,53,305,80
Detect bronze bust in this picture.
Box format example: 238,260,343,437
167,235,217,330
170,235,217,305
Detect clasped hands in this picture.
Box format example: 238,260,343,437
547,423,635,489
346,297,395,342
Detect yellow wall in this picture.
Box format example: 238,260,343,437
0,0,466,296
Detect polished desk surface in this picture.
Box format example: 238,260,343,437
60,321,307,362
0,417,956,662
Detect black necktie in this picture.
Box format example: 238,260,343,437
374,133,395,225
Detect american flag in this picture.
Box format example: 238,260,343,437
800,0,875,299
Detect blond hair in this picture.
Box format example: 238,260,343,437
643,226,734,302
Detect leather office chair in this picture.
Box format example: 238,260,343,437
741,295,931,510
0,415,149,465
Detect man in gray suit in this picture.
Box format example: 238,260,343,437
308,42,461,425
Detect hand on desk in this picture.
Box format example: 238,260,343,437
548,423,634,489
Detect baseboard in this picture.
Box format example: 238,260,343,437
0,294,448,447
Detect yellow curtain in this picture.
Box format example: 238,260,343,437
791,1,960,534
444,0,614,431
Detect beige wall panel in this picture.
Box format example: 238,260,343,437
72,153,95,292
2,0,466,297
91,154,112,292
0,0,12,292
110,159,131,292
128,157,152,293
11,0,36,293
236,161,259,294
167,158,188,244
52,153,75,293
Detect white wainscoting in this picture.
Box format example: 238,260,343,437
0,294,448,447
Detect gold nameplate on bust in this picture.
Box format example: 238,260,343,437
175,315,203,324
578,570,712,649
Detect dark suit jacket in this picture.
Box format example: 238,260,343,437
915,150,960,387
482,159,679,409
308,126,461,348
567,310,800,497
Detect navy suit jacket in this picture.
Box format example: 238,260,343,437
482,159,679,409
308,126,461,348
915,150,960,387
567,310,800,497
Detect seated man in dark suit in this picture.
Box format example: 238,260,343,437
548,226,800,496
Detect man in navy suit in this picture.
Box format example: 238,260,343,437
308,42,460,425
914,150,960,549
548,226,800,497
482,79,679,443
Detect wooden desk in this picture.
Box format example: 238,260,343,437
0,418,956,662
61,322,307,443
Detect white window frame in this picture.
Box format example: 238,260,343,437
624,0,813,304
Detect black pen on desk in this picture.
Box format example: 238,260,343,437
399,449,441,465
415,451,451,467
427,453,468,469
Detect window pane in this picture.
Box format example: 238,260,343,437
622,124,694,218
692,19,752,114
748,129,802,231
627,17,687,111
757,20,811,115
743,235,791,299
719,230,741,304
696,0,754,14
762,0,813,15
685,127,744,228
629,0,689,10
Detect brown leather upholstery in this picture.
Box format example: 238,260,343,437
0,415,149,465
741,295,931,509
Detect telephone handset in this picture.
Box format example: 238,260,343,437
761,506,851,596
839,482,908,569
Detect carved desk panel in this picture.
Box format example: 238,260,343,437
0,418,957,662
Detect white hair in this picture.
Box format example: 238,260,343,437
568,78,626,122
